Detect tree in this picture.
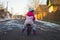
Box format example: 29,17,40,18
47,0,49,6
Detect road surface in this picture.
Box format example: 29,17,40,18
0,19,60,40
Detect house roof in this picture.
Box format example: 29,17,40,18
36,5,48,12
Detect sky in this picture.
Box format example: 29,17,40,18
0,0,47,15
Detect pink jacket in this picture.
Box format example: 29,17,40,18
26,11,35,21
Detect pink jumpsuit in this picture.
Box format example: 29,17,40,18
24,11,36,30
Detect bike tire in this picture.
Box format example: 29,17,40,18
27,27,31,36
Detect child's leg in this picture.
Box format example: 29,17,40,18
22,26,25,32
32,24,37,34
22,22,27,32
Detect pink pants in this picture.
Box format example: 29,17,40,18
23,20,36,31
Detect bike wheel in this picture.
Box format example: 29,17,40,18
27,27,31,36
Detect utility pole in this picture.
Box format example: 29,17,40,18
11,8,13,19
6,0,8,19
6,1,8,11
11,7,13,19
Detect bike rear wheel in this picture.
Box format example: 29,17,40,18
26,24,32,36
27,27,31,36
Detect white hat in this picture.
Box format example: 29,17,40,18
29,8,34,11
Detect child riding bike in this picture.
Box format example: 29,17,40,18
22,8,36,34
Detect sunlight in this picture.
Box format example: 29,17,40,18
49,5,57,13
6,0,28,15
49,6,53,13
